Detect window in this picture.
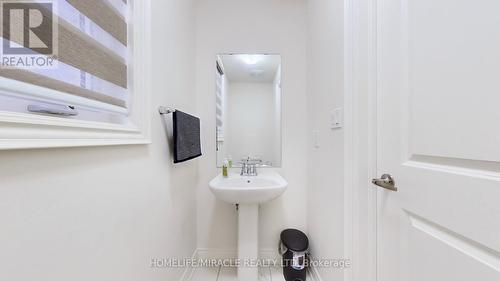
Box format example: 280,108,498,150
0,0,151,149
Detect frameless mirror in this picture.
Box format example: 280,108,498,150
216,54,282,168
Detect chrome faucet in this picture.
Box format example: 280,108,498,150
240,157,261,176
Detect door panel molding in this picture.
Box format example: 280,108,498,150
408,212,500,272
404,0,500,163
406,155,500,181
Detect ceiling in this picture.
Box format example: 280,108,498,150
219,54,281,83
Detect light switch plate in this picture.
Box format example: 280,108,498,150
331,108,343,129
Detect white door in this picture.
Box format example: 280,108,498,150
375,0,500,280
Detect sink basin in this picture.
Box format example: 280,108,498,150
209,171,288,204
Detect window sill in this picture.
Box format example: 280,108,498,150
0,111,151,150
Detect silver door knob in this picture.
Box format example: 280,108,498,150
372,174,397,191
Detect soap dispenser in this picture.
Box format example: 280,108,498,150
222,159,229,177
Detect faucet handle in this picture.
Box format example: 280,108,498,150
238,158,259,176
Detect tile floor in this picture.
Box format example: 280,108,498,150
190,266,311,281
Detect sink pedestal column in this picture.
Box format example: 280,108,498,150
237,204,259,281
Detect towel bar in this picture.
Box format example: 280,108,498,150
158,106,176,115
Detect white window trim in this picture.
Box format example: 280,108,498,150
0,0,151,150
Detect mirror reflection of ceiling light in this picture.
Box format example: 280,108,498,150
241,55,262,65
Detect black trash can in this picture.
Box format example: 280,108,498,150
279,229,309,281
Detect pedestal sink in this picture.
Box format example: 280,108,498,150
209,171,288,281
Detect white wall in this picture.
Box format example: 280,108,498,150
0,1,198,281
307,0,345,280
225,81,277,165
195,0,308,253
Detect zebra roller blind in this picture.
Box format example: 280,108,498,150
0,0,129,109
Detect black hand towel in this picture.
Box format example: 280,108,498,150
173,110,202,163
